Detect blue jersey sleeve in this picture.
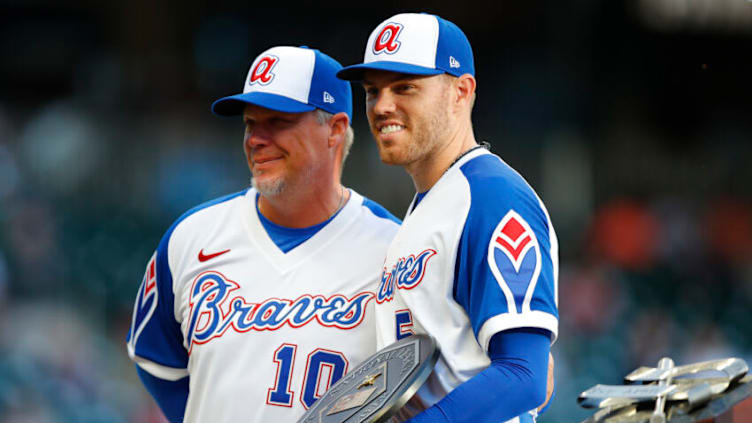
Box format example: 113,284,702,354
406,328,550,423
126,191,246,379
137,367,189,423
126,225,189,378
454,155,558,350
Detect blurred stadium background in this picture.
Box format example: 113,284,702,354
1,1,751,421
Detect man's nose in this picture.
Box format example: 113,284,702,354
370,90,397,116
245,126,271,148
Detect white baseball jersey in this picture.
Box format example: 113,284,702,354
126,188,399,422
374,148,559,418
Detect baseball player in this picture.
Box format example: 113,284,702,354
337,14,558,423
126,46,400,423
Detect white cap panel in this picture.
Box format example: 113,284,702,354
363,14,439,69
243,46,315,103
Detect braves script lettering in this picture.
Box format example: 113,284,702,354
377,249,437,303
187,271,374,352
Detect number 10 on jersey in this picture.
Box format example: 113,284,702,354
267,343,349,409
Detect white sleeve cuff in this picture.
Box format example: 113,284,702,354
128,344,189,381
477,311,558,352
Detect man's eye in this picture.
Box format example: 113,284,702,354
271,118,292,125
396,84,414,93
365,87,378,98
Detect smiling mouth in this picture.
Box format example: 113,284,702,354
379,124,405,135
253,157,281,165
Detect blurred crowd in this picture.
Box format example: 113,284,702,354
1,1,751,422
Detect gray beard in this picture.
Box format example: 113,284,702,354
251,176,286,196
250,162,317,198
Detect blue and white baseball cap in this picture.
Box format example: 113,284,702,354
337,13,474,81
212,46,352,121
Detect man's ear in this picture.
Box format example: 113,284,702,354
328,112,350,148
453,73,476,110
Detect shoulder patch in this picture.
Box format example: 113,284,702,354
128,252,159,349
487,210,542,314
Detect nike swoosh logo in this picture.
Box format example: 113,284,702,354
198,248,231,262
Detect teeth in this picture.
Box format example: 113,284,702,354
380,124,404,134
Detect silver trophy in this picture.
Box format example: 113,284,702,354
578,357,751,422
297,334,439,423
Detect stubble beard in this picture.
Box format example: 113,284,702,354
412,101,450,163
387,96,451,168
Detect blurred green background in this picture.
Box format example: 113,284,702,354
1,1,751,422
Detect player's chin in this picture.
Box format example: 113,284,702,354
252,174,286,196
377,146,407,166
374,134,404,157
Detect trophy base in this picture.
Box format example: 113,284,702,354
675,375,751,423
693,392,751,423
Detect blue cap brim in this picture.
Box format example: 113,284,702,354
336,61,443,82
211,92,316,116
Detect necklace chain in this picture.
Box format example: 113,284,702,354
331,185,345,218
446,141,491,174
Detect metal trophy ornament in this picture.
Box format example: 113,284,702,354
578,357,752,422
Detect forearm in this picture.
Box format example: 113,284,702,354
406,328,550,423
